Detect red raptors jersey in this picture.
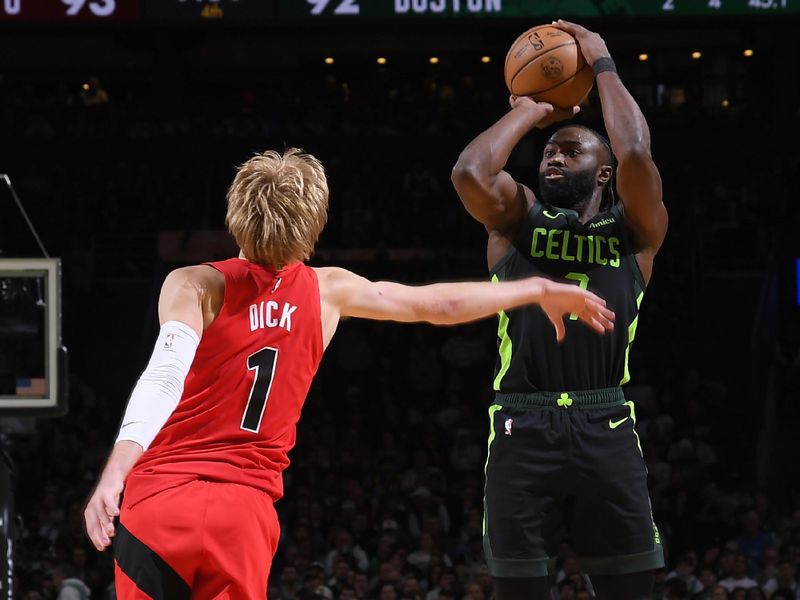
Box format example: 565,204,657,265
124,258,323,508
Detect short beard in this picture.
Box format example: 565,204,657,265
538,169,597,210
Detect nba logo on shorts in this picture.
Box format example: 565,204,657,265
504,418,513,436
164,334,175,349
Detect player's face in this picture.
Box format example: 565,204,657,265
538,128,603,209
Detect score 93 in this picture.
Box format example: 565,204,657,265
3,0,117,17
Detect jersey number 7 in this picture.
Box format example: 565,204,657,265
565,272,590,321
241,347,278,433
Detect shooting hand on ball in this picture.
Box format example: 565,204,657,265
552,20,611,67
509,95,580,129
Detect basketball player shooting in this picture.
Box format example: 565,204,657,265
83,148,614,599
451,20,668,600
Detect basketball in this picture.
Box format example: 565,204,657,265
504,25,594,109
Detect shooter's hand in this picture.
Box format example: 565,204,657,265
552,20,612,67
509,95,580,129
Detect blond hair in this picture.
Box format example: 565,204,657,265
226,148,329,267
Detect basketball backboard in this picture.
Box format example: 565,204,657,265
0,258,67,417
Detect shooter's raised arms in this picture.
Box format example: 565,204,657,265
554,20,668,278
451,98,577,235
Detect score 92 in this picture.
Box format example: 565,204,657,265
2,0,117,16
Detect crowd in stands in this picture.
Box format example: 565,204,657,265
2,37,799,600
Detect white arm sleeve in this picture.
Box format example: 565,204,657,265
116,320,200,451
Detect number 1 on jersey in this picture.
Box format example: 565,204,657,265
565,272,590,321
241,347,278,433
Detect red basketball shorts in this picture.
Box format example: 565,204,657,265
113,479,279,599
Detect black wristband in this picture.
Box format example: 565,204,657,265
592,56,617,76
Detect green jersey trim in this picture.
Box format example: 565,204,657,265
483,403,503,536
624,400,643,455
619,291,645,385
491,274,513,391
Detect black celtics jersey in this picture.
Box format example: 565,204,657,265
490,201,645,392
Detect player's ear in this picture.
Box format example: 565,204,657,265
597,165,613,186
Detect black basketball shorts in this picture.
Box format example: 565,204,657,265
482,388,664,578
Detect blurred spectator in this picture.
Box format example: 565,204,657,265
554,556,593,596
695,566,721,599
719,555,759,592
745,588,767,600
340,587,357,600
770,590,799,600
666,554,704,595
50,563,90,600
663,576,689,599
755,547,780,585
277,564,301,599
325,530,369,574
762,562,800,598
379,583,398,600
425,567,457,600
327,557,353,596
737,510,774,564
709,586,730,600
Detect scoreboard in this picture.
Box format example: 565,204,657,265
0,0,797,22
282,0,798,18
0,0,139,20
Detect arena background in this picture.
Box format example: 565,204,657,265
1,1,800,598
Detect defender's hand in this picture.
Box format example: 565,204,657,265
539,281,615,342
84,475,123,551
552,20,611,67
509,95,579,129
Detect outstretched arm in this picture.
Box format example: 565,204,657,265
83,265,222,551
451,98,577,233
556,20,668,263
317,267,614,342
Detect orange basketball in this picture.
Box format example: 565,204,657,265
504,25,594,109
